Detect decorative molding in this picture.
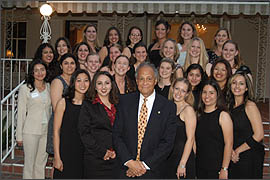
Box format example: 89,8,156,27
255,16,268,101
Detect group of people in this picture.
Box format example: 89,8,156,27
16,20,265,179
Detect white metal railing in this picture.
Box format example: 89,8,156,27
1,58,32,98
1,80,24,163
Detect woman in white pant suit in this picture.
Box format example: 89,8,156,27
16,59,52,179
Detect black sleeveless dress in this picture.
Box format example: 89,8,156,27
163,111,196,179
46,76,69,155
229,104,265,179
148,42,162,68
53,98,84,179
102,46,111,67
195,109,224,179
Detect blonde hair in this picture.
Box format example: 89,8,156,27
160,38,180,62
183,37,208,71
168,78,194,106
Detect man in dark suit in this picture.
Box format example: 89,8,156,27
113,62,177,178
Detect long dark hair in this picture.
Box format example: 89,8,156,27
126,26,143,46
89,71,119,104
177,21,197,44
197,79,227,117
226,72,254,111
64,69,91,101
185,64,206,91
210,59,232,95
103,27,123,47
73,42,91,60
34,43,58,82
25,59,48,92
55,37,71,60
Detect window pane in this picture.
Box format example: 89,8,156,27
13,22,18,38
12,40,17,58
18,40,26,58
18,22,26,38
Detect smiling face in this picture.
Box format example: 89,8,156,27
33,63,46,82
155,23,168,40
75,73,90,95
95,74,112,98
42,47,54,65
78,45,90,61
85,26,97,42
187,69,202,88
173,81,189,103
86,55,101,74
136,66,157,98
109,46,121,62
213,62,228,83
222,42,238,63
129,28,142,45
109,29,119,45
134,46,147,63
181,24,193,40
114,56,130,76
163,40,175,59
215,30,229,47
57,40,68,57
61,57,76,76
201,85,217,108
230,74,247,97
159,61,173,80
189,40,201,58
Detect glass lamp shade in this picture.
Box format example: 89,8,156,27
40,4,53,16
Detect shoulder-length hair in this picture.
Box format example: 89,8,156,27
168,77,194,106
183,37,209,71
185,63,206,91
83,24,101,51
160,38,180,62
103,27,123,47
73,41,91,60
34,43,57,64
59,53,79,74
177,21,197,44
226,72,254,111
222,40,244,69
89,71,119,104
126,26,143,46
55,37,71,60
210,59,232,82
197,79,227,117
64,69,91,101
158,58,176,83
25,59,48,92
212,27,231,51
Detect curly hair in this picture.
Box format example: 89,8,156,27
103,27,123,47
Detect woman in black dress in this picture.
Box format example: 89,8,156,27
155,58,175,98
210,59,232,97
114,55,137,94
53,69,91,178
99,27,123,66
185,64,206,111
164,78,196,179
122,26,143,59
227,73,265,178
196,79,233,179
78,71,120,178
148,19,170,68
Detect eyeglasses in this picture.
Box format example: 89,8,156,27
131,33,141,37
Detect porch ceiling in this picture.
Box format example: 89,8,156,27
1,0,269,15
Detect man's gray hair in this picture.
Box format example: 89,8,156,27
135,62,158,79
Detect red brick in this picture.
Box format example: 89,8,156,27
2,165,13,173
13,166,23,173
